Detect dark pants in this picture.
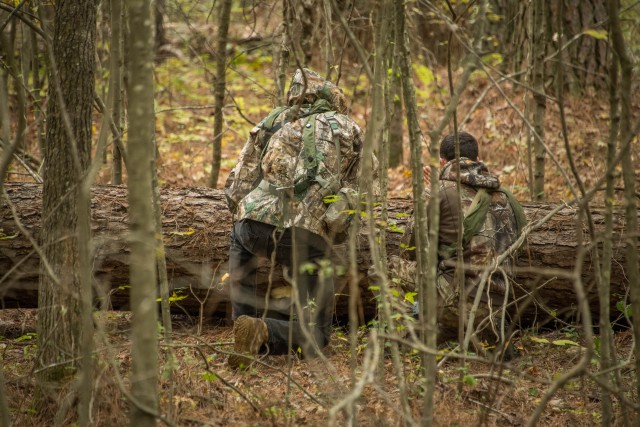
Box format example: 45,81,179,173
229,219,334,356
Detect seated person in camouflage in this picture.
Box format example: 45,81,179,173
388,132,526,350
224,68,364,369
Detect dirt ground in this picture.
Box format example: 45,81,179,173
1,308,636,426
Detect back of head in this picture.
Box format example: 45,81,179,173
440,132,479,161
286,68,347,114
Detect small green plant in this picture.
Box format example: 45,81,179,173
15,332,36,342
616,300,632,318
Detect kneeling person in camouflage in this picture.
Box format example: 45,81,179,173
388,132,526,354
224,69,364,368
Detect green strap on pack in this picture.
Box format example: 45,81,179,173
498,187,527,237
295,102,339,196
257,99,340,198
260,105,289,130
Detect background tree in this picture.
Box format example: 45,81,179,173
529,0,547,200
36,0,96,395
608,0,640,409
208,0,232,188
126,0,160,425
110,0,125,185
386,6,404,168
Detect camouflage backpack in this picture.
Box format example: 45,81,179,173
439,187,527,260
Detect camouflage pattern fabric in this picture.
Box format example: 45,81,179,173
224,69,364,243
287,68,348,114
437,158,520,300
388,158,521,341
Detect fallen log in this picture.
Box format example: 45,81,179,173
0,182,636,325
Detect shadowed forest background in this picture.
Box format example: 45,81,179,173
1,0,639,426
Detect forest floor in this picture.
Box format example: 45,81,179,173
1,308,636,426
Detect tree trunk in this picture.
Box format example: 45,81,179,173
110,0,124,185
36,0,96,386
1,183,638,326
608,0,640,405
126,0,159,425
530,0,546,200
208,0,232,189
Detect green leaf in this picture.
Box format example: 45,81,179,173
463,374,477,386
552,339,579,347
529,336,549,344
169,228,195,236
202,372,217,382
583,29,608,40
481,52,503,66
616,301,632,318
156,292,188,303
387,224,405,234
404,292,417,304
15,332,36,342
323,194,342,204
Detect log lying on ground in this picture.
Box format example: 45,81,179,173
0,183,636,325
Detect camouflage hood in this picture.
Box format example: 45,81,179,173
287,68,348,114
440,158,500,190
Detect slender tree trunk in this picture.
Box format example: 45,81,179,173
275,0,290,104
0,361,8,427
111,0,124,185
531,0,546,200
127,1,159,425
395,0,436,424
322,0,333,77
4,19,27,157
0,35,9,155
29,5,45,157
607,0,640,408
209,0,232,189
154,0,167,63
387,11,403,168
599,39,619,427
290,0,315,66
0,17,28,173
0,12,16,190
36,0,96,394
369,0,412,422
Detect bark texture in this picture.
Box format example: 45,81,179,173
1,183,637,325
37,0,96,383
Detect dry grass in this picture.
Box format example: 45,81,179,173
1,309,636,426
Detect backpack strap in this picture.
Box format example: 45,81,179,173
257,100,339,197
438,188,490,259
496,187,527,237
294,113,320,195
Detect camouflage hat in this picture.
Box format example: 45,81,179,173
287,68,347,114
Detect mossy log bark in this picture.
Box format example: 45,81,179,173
0,183,636,325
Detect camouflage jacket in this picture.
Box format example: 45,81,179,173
393,158,522,305
224,103,364,242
